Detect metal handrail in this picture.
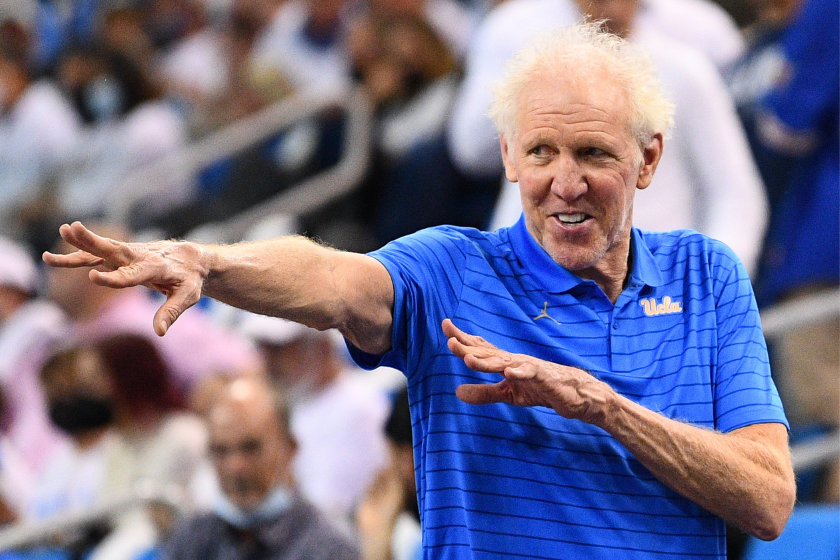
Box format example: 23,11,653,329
0,483,185,551
759,287,840,339
791,430,840,472
104,84,373,237
758,288,840,472
185,87,374,244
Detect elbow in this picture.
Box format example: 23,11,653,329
748,481,797,541
751,517,787,542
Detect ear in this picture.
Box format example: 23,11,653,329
636,132,663,191
499,134,519,183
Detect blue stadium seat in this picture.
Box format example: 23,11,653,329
742,504,840,560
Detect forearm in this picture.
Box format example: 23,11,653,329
202,236,338,325
445,322,795,539
201,236,394,353
599,394,795,540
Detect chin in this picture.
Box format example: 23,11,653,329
544,242,606,272
227,492,260,511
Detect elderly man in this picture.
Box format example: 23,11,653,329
45,23,794,559
163,376,360,559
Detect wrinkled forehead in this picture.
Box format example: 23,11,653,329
514,63,634,137
208,397,284,445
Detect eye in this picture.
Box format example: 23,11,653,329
239,439,263,456
580,146,608,158
527,144,554,158
209,444,228,459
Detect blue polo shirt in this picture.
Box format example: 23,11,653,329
351,216,787,560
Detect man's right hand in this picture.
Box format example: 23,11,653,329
43,221,208,336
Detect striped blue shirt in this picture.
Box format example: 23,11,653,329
350,216,788,560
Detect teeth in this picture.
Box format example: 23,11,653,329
557,213,587,224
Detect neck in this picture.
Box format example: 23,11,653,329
576,233,633,304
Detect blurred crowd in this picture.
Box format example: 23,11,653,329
0,0,834,558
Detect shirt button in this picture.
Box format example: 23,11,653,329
612,322,619,330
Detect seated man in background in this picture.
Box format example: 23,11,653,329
236,313,393,527
163,376,360,560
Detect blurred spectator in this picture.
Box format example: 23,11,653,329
99,6,156,67
365,0,478,59
450,0,768,274
0,237,65,484
27,345,117,522
53,44,188,222
249,0,354,96
356,387,420,560
163,376,360,560
0,44,80,238
30,0,108,72
637,0,746,74
156,1,231,131
348,13,458,162
345,11,498,247
44,224,261,401
730,0,839,305
731,0,838,502
27,336,206,560
237,313,390,527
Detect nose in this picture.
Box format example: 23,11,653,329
549,152,587,201
219,450,252,477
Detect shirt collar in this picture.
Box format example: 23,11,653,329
628,228,664,288
507,214,664,294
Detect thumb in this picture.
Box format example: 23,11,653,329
152,288,200,336
456,382,508,405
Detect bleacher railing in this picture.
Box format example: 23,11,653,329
759,287,840,472
105,83,373,244
0,483,185,552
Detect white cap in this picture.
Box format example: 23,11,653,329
0,237,37,294
237,313,315,346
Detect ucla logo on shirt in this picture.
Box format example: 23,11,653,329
640,296,683,317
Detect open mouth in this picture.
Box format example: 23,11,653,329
556,213,589,226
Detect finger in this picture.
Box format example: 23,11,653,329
152,286,201,336
441,318,498,350
461,351,516,374
42,250,105,268
504,362,539,381
447,336,500,361
62,222,132,264
89,262,166,289
455,382,512,405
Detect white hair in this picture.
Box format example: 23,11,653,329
488,22,675,147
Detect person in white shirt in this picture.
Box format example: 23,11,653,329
0,51,80,235
0,237,65,484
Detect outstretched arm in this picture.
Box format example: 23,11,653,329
443,319,796,541
43,222,395,354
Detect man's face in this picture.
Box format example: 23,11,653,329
501,67,660,282
208,396,294,510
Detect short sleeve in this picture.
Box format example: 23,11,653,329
347,227,468,379
710,246,788,432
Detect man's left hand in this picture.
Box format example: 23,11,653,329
443,319,614,424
